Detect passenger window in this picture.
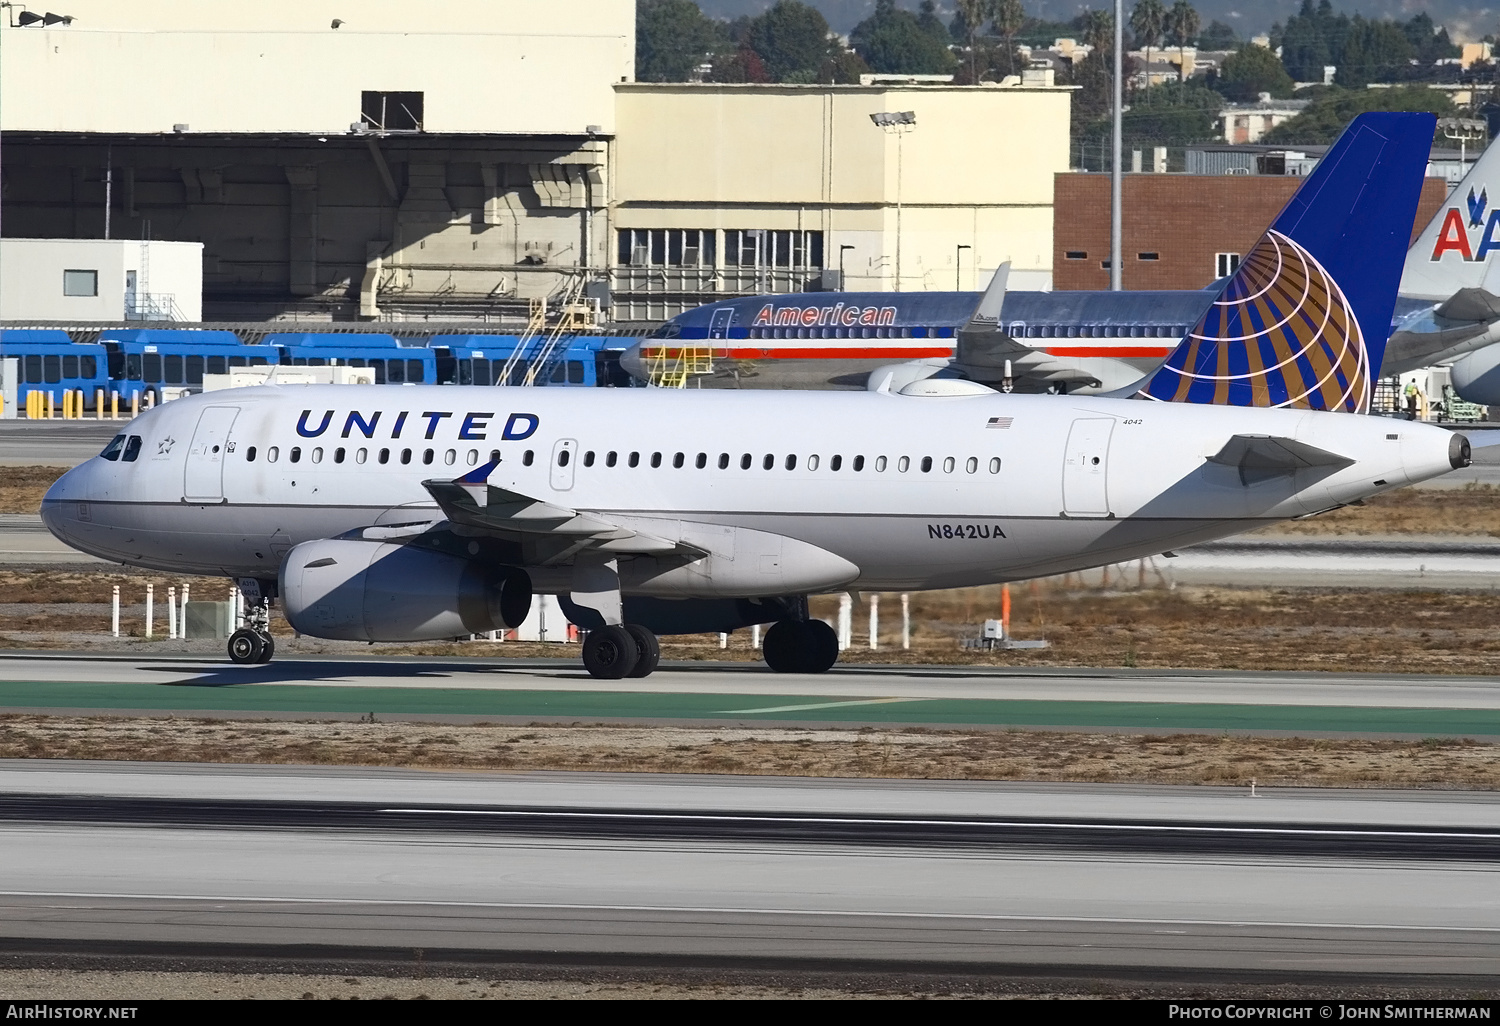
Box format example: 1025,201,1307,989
651,452,662,468
831,455,842,471
268,446,280,463
44,355,61,384
853,455,865,471
247,446,257,462
407,360,424,383
989,457,1001,474
423,449,434,465
672,452,684,469
522,450,534,466
558,449,571,467
606,451,618,467
378,448,389,464
467,450,478,466
898,457,911,472
629,452,640,468
583,451,595,467
445,449,456,465
718,453,729,470
741,454,752,470
186,355,204,385
942,457,954,473
400,449,412,465
568,361,585,384
357,449,368,464
966,457,977,474
122,436,142,462
695,453,706,469
785,454,796,470
762,454,774,470
489,450,501,463
875,456,886,472
63,355,79,378
164,355,183,384
290,447,302,464
208,356,227,375
920,457,932,473
311,448,323,464
332,448,344,464
100,435,125,461
808,455,819,471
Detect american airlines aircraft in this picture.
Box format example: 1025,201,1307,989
40,113,1467,679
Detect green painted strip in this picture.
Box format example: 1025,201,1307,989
720,697,931,714
0,680,1497,736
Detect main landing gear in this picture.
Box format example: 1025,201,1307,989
582,623,660,680
762,619,839,674
228,578,276,665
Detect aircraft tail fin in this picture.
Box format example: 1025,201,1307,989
1139,111,1435,412
1403,127,1500,302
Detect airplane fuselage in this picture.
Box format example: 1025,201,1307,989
42,385,1463,596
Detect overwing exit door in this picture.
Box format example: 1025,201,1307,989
1062,417,1113,517
184,406,240,503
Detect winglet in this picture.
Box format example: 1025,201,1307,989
456,456,500,485
962,261,1010,333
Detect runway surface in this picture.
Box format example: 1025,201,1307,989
5,653,1500,736
1,762,1496,976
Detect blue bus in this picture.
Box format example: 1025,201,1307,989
264,332,435,385
429,334,637,388
0,329,111,409
99,329,280,403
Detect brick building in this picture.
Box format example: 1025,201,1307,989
1053,174,1448,291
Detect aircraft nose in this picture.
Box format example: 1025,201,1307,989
39,465,86,543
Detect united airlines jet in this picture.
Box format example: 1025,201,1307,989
40,114,1466,679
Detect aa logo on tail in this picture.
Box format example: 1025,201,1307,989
1431,187,1500,262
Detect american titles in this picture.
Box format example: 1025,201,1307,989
752,303,899,328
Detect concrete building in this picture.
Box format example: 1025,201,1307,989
0,1,1071,328
1052,173,1448,291
1218,98,1311,144
0,239,203,322
0,0,630,324
612,82,1070,321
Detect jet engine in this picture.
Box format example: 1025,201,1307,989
281,539,532,642
1450,346,1500,406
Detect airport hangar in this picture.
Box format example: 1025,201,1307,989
0,0,1070,330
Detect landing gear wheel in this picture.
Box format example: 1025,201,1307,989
623,624,660,678
582,624,640,680
763,620,840,674
228,628,265,665
255,631,275,663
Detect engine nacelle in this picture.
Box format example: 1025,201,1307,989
1450,346,1500,406
281,539,531,642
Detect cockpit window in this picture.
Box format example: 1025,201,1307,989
122,436,143,462
100,435,126,461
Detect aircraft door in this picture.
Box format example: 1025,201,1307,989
183,405,240,503
1062,417,1113,518
708,309,733,340
550,438,578,491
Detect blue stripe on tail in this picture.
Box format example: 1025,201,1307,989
1141,111,1434,411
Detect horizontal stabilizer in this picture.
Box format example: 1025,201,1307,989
1435,287,1500,323
1207,434,1354,485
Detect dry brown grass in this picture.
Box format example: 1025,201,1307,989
0,466,65,515
1254,483,1500,536
2,715,1495,788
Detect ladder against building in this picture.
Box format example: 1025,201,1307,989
646,345,714,388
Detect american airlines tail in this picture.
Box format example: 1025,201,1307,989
1402,131,1500,302
1139,111,1436,412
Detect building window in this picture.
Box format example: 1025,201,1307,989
1064,251,1087,260
63,269,98,297
1216,252,1240,277
617,229,716,268
360,91,423,131
1138,252,1159,261
725,229,822,269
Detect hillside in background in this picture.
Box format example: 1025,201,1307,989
696,0,1499,41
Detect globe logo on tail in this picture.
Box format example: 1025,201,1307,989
1140,229,1370,413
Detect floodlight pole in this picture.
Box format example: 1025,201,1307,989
1111,0,1123,291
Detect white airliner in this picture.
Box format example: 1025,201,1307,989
38,113,1467,679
